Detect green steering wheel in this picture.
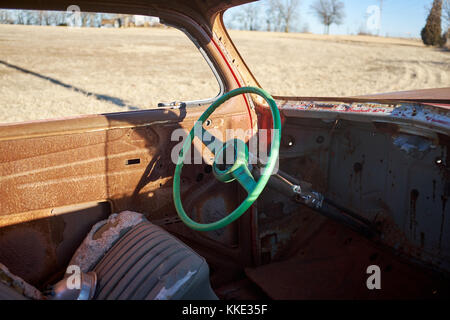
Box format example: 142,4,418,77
173,86,281,231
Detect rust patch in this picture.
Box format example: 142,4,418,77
410,189,419,236
0,225,51,286
439,195,447,251
246,219,450,299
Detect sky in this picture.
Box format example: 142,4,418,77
224,0,442,38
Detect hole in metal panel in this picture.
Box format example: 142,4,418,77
126,158,140,165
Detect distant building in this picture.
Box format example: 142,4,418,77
133,15,159,27
100,15,159,28
100,18,120,28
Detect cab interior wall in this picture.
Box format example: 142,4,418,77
0,111,248,285
260,111,450,274
0,1,255,289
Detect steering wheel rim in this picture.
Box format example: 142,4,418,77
173,86,281,231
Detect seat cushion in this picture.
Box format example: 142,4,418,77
92,220,217,300
0,282,28,300
0,211,217,300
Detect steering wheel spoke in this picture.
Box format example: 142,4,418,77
232,165,257,194
193,121,225,157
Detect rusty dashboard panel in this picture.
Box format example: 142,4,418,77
277,99,450,133
254,99,450,277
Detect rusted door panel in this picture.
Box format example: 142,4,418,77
0,98,256,286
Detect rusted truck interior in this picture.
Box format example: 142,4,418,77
0,0,449,300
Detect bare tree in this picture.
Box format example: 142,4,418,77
80,12,88,27
48,12,61,26
265,0,277,31
310,0,345,34
444,0,450,28
54,11,67,26
16,10,25,24
300,23,309,33
233,3,260,31
377,0,384,35
37,11,45,25
274,0,300,33
0,10,11,24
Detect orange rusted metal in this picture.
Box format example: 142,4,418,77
0,0,449,299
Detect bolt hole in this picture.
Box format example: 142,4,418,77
205,119,212,127
369,253,378,261
283,135,295,148
385,265,393,272
353,162,363,173
204,165,212,174
196,173,204,182
316,136,324,144
435,157,443,165
125,158,140,165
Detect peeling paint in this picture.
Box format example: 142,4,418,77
393,134,433,158
0,263,43,300
154,270,197,300
280,100,394,114
278,100,450,131
69,211,144,272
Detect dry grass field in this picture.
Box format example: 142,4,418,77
0,24,449,124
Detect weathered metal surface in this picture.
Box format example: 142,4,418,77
246,218,450,299
0,0,449,300
278,100,450,132
257,111,450,278
0,108,254,286
0,201,111,288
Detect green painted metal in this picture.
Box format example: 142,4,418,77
173,86,281,231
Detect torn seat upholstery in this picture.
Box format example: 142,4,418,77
0,211,217,300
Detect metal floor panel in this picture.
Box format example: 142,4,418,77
245,220,450,299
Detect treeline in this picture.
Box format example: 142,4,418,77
0,10,160,28
0,10,110,27
229,0,345,34
231,0,450,43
